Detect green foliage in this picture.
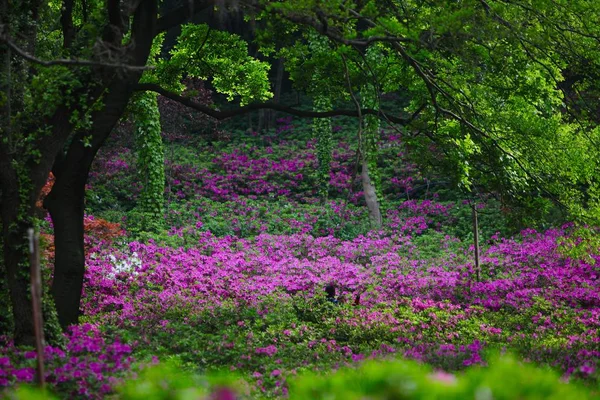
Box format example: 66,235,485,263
116,361,244,400
310,38,334,199
439,200,513,241
557,225,600,265
162,197,371,243
7,355,599,399
289,355,598,400
157,24,272,105
130,92,165,234
0,386,58,400
361,45,384,208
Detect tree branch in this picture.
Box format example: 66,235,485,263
134,83,420,125
0,34,152,70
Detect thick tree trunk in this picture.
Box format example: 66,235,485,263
46,84,134,328
45,173,86,329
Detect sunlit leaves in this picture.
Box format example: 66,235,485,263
161,24,272,105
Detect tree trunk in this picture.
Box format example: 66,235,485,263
2,212,35,345
45,172,86,329
269,57,285,128
45,0,157,329
1,166,37,346
361,159,382,228
47,69,149,327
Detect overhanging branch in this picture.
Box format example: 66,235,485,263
0,34,152,71
134,83,421,125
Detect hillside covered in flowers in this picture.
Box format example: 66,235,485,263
2,116,599,399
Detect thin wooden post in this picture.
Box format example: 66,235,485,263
28,228,45,388
472,206,481,282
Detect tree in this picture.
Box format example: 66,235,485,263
308,32,334,200
0,0,416,344
360,45,384,228
2,0,599,346
131,91,165,233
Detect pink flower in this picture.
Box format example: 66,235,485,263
430,371,457,385
212,387,236,400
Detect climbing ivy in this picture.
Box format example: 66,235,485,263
312,95,333,199
130,91,165,233
309,32,334,200
361,45,384,211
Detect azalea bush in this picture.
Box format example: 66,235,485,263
0,324,133,398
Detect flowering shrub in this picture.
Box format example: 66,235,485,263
0,324,133,398
54,226,597,396
5,119,596,398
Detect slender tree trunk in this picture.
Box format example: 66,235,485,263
360,46,383,228
361,159,382,228
269,57,285,128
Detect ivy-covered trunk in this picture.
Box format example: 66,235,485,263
0,153,50,345
313,95,333,200
309,32,333,201
132,91,165,232
1,188,36,346
360,46,383,229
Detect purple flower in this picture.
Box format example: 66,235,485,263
13,367,34,382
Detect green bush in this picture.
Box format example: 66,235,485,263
289,355,600,400
5,355,597,399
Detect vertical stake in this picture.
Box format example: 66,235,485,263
28,228,45,388
472,205,481,282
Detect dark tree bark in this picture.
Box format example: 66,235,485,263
46,79,139,328
45,166,86,329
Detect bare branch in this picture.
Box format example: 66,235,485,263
0,34,152,71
